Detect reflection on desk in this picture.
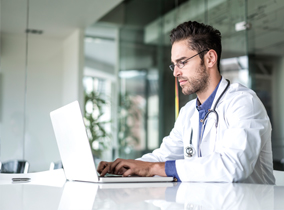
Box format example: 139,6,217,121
0,184,63,210
0,181,284,210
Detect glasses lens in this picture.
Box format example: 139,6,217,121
169,64,174,71
177,61,183,69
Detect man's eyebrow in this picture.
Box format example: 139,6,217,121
171,56,187,63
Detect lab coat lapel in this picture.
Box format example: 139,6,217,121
200,78,228,154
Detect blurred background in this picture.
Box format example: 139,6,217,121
1,0,284,172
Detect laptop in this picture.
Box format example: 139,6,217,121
50,101,173,183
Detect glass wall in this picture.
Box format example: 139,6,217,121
95,0,167,160
207,0,249,86
83,25,117,163
118,27,161,159
247,0,284,170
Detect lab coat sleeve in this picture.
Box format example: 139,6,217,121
175,91,271,182
137,105,186,162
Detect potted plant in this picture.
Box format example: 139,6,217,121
84,91,111,158
118,93,143,158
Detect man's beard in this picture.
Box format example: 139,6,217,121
179,64,209,96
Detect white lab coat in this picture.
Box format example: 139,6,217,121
138,77,275,184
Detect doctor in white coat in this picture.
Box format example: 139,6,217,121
98,21,275,184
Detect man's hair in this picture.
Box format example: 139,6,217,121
170,21,222,72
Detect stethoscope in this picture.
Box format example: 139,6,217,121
185,79,230,158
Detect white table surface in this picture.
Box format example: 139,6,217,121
0,170,284,210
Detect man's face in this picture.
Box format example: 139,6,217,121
171,40,209,96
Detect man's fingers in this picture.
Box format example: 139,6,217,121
117,167,127,175
97,161,113,176
114,161,131,174
109,158,124,174
97,161,108,173
98,159,160,177
100,166,110,177
122,169,133,177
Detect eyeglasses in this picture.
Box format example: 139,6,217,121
169,49,209,71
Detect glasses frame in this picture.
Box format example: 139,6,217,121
169,49,209,71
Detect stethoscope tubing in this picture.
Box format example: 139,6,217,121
185,79,231,158
202,79,230,128
198,79,230,156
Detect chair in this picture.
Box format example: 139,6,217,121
49,161,63,170
0,160,29,173
273,170,284,186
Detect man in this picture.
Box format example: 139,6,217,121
98,21,275,184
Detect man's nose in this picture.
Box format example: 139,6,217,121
173,66,181,77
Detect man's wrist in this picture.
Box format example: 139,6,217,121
150,162,166,177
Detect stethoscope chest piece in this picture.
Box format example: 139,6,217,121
185,145,195,157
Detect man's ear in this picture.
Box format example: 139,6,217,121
205,50,218,68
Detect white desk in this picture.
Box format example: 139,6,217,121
0,171,284,210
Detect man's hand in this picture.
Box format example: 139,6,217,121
97,159,166,177
97,161,109,176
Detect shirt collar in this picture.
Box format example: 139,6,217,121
196,78,222,112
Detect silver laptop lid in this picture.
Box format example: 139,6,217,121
50,101,99,182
